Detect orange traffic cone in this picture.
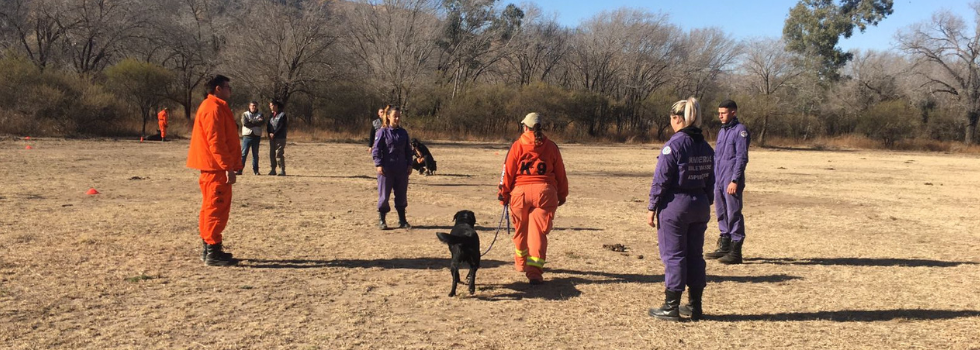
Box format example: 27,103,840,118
140,136,144,143
25,145,32,150
86,188,100,195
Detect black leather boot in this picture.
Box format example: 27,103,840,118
678,287,704,321
201,240,207,261
718,239,743,264
648,289,682,321
397,209,410,228
205,243,237,266
379,212,388,230
704,236,731,259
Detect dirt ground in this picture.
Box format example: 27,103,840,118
1,138,979,349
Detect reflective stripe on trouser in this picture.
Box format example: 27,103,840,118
510,183,558,280
714,184,745,241
514,248,528,272
199,171,232,245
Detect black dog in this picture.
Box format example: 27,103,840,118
436,210,480,297
411,138,437,176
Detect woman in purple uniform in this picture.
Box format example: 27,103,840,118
372,106,413,229
646,98,715,321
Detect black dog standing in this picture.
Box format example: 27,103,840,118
436,210,480,297
411,138,437,176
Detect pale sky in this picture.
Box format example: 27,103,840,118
524,0,976,52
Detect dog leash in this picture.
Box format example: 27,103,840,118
481,204,510,256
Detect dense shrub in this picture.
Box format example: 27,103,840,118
856,100,917,147
0,56,126,137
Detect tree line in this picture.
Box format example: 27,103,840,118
1,0,978,146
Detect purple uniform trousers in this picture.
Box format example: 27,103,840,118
658,192,710,292
373,127,413,213
715,184,745,241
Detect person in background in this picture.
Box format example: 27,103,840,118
158,107,169,141
267,99,288,176
368,107,385,153
239,101,265,175
705,99,750,265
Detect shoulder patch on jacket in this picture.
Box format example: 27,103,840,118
739,130,748,138
662,146,672,155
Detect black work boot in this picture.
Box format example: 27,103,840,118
718,239,743,265
678,287,704,321
648,289,682,321
205,243,237,266
704,236,732,259
379,212,388,230
201,240,207,261
397,209,410,228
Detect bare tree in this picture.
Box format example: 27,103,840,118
898,3,980,144
740,37,799,145
226,0,337,110
675,28,741,100
567,9,680,136
617,11,680,133
435,0,524,98
340,0,441,109
498,5,569,86
60,0,145,74
146,0,231,121
0,0,67,70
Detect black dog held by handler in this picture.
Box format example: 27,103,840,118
436,210,480,297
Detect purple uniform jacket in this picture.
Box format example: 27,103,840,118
715,118,750,186
372,127,412,170
648,129,715,211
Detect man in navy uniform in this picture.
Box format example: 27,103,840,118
706,100,750,264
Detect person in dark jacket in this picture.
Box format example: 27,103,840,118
372,106,413,229
267,99,288,176
705,99,750,264
647,97,714,321
368,107,384,153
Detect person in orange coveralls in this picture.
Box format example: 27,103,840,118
186,74,242,266
157,107,169,141
497,112,568,284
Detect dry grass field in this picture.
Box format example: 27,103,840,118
1,138,979,349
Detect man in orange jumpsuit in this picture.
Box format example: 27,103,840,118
498,113,568,284
186,75,242,266
157,107,169,141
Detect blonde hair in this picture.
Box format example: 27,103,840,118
670,97,701,128
382,105,399,127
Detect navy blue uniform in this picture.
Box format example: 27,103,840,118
714,118,750,241
372,126,412,213
648,127,715,292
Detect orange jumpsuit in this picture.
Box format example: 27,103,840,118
498,131,568,281
186,95,242,245
157,109,168,140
